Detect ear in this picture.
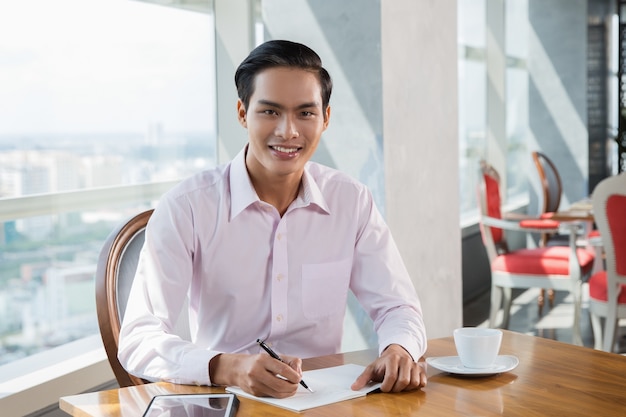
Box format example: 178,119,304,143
322,105,331,130
237,99,247,128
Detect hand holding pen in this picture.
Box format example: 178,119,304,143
257,339,314,393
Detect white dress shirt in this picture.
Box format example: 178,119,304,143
118,147,426,386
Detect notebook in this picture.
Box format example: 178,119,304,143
226,363,381,412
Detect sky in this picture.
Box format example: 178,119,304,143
0,0,215,135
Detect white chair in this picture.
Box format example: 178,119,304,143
588,172,626,352
478,161,596,345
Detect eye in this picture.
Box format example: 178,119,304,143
261,109,278,116
300,111,314,117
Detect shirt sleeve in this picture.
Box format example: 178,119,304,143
117,195,216,386
349,187,427,362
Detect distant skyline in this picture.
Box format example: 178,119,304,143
0,0,216,135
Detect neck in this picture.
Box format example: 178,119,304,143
250,172,302,216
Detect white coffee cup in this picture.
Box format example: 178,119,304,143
453,327,502,369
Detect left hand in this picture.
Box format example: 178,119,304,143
351,344,427,392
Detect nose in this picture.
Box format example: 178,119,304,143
275,114,299,139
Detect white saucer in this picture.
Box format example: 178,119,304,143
426,355,519,376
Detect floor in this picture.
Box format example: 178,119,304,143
463,284,626,353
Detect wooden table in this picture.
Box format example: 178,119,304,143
546,199,603,275
545,198,594,222
60,330,626,416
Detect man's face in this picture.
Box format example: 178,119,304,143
239,67,330,181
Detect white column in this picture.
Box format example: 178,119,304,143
381,0,463,337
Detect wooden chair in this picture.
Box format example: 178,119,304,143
532,151,566,311
532,151,603,313
96,209,153,387
588,172,626,352
478,161,595,345
532,151,563,219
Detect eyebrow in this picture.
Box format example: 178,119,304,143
256,99,320,110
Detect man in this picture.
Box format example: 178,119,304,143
118,40,427,398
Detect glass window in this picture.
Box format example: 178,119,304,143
458,0,487,221
458,0,530,222
0,0,215,365
505,0,529,202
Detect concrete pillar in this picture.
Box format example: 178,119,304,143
381,0,462,337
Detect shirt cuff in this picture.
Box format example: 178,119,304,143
378,335,426,362
179,348,216,386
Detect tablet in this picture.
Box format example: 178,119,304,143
142,393,239,417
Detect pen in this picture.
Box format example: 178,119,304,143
256,339,314,393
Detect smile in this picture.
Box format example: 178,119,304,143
270,145,302,154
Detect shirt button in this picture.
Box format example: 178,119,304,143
277,233,282,240
277,273,284,282
276,314,283,322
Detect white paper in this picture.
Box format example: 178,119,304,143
225,363,381,412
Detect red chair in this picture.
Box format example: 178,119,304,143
588,172,626,352
478,161,595,345
531,151,603,312
532,150,564,312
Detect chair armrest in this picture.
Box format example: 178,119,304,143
503,212,534,220
481,216,560,233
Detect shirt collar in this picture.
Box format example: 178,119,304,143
229,146,331,220
298,167,330,214
229,147,259,220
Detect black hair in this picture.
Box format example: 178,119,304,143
234,40,333,114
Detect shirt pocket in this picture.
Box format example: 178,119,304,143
301,258,352,320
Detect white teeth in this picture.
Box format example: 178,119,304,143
272,146,299,153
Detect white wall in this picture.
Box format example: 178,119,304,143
381,0,463,337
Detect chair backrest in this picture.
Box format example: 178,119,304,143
532,151,562,214
591,173,626,300
96,209,153,387
478,160,507,262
